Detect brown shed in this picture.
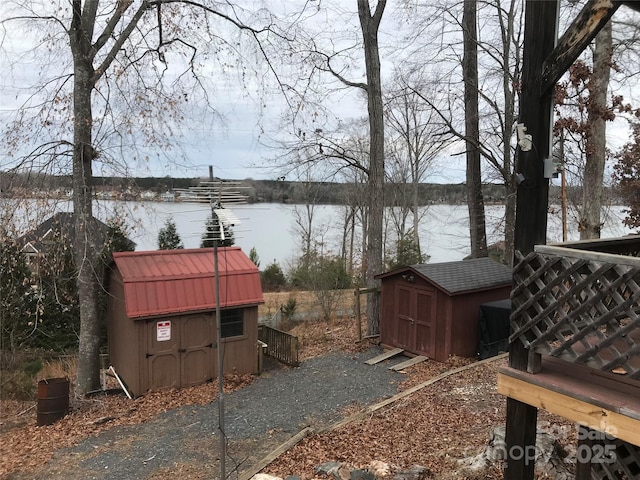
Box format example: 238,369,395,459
376,257,512,362
107,247,264,397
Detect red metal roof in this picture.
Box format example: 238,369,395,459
112,247,264,319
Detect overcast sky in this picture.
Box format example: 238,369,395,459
0,1,636,183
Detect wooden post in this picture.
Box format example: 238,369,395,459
354,288,362,342
505,2,558,479
506,2,627,479
354,287,379,342
575,426,595,480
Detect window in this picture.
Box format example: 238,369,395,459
221,309,243,338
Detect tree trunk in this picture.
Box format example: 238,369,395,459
358,0,386,336
463,0,488,258
504,180,517,266
580,21,612,240
70,4,101,396
501,0,518,266
412,168,421,258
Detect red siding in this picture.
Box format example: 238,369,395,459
113,247,263,319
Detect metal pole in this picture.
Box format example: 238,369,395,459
560,135,568,242
213,213,226,480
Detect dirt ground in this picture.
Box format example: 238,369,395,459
1,291,574,479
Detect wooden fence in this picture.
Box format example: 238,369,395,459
257,325,299,367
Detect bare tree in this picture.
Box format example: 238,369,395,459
580,21,613,239
401,0,524,264
290,159,328,261
271,1,387,335
336,128,371,280
462,0,487,258
1,1,294,394
385,71,449,259
357,0,386,335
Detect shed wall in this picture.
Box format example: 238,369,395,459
107,272,144,396
142,313,216,394
449,285,512,358
433,288,452,362
108,277,260,398
380,276,445,361
379,271,511,362
220,306,259,375
379,280,395,347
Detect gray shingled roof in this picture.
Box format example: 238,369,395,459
410,257,512,294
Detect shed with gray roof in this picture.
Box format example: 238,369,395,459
375,257,512,362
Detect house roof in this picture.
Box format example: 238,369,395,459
18,212,135,254
112,247,264,319
376,257,512,295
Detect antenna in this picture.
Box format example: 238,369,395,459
174,179,250,205
197,171,247,480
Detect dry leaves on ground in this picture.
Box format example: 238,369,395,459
0,309,357,478
2,299,574,480
264,358,509,480
0,373,253,477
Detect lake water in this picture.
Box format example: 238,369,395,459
5,200,635,268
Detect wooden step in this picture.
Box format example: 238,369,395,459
365,347,404,365
389,355,428,371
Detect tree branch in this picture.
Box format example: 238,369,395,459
93,1,152,83
407,85,498,168
81,0,100,45
371,0,387,31
153,0,293,40
92,0,136,57
319,56,368,91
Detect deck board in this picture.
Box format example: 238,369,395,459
389,355,428,371
365,347,404,365
498,356,640,446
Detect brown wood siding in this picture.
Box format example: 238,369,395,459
378,271,511,363
381,276,441,360
394,283,415,351
433,289,452,362
107,271,143,396
144,313,215,393
181,314,215,387
414,287,437,357
139,307,258,395
450,286,512,358
220,306,258,375
379,280,396,347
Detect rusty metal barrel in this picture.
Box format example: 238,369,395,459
37,377,70,426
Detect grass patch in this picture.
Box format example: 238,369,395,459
0,351,77,401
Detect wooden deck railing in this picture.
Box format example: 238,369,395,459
257,325,299,367
510,235,640,380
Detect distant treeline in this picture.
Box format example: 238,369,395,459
246,179,507,205
1,172,624,206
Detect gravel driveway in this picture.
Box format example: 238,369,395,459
27,347,403,480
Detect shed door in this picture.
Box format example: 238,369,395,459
147,320,180,391
414,289,436,357
181,315,215,388
395,285,416,351
147,315,214,392
394,285,436,357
